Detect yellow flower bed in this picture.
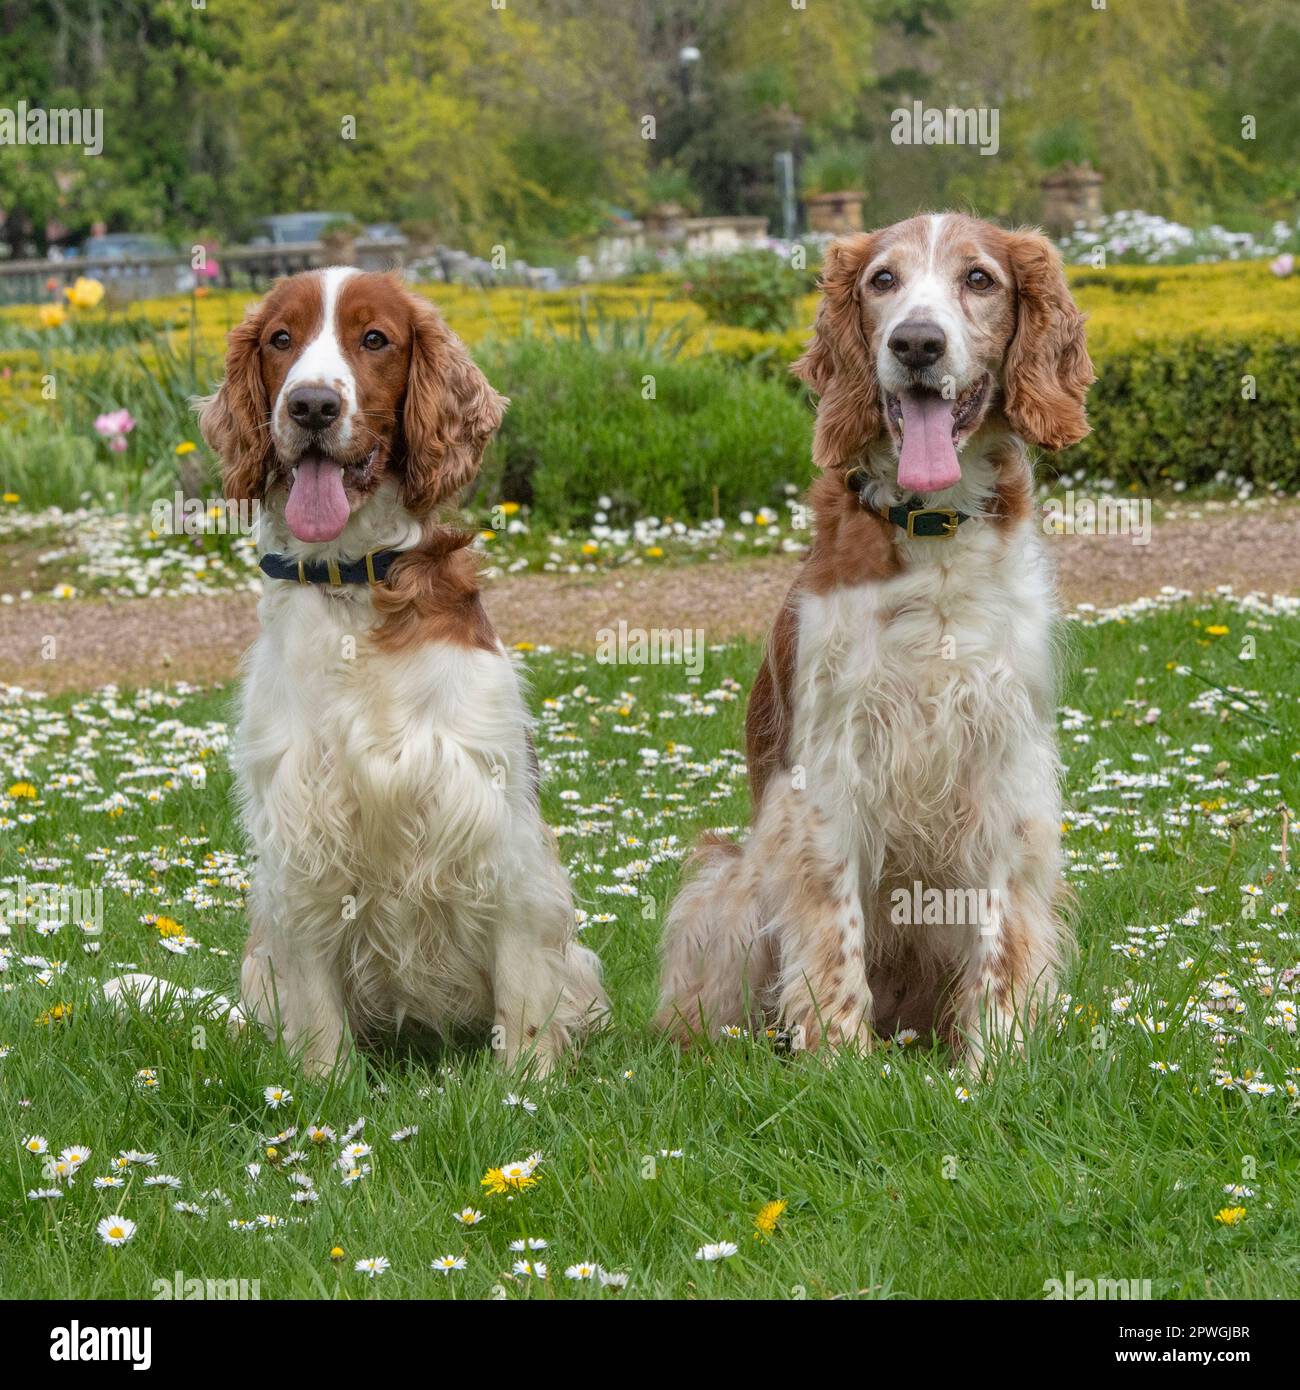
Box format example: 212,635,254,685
1064,260,1300,352
1,259,1292,389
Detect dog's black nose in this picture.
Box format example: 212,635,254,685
286,385,342,431
887,320,947,370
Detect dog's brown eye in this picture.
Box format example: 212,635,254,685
269,329,291,350
870,270,896,291
362,329,388,350
966,268,994,290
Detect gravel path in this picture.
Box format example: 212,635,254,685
3,509,1297,694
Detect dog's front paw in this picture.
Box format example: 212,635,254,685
785,1009,874,1059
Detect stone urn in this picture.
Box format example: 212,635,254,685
803,190,865,236
1040,163,1104,236
321,226,359,267
644,201,688,243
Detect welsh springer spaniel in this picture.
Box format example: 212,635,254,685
195,267,607,1077
658,214,1094,1067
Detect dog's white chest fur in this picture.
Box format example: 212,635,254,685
235,584,541,1032
791,518,1061,889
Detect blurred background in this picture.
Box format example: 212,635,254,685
2,0,1297,268
0,0,1297,683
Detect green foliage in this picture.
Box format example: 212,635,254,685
6,312,221,510
1061,336,1299,491
679,252,814,333
476,337,813,523
1029,120,1097,172
0,417,118,510
801,140,869,196
0,0,1291,256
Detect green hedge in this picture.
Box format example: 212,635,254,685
1057,336,1300,490
477,337,814,523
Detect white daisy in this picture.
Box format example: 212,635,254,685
695,1241,738,1261
354,1255,389,1278
431,1255,467,1273
96,1215,137,1246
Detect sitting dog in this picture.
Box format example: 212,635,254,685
657,215,1093,1066
193,267,606,1076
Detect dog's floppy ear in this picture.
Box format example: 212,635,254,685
195,302,272,503
792,232,884,472
1002,229,1095,450
401,294,508,515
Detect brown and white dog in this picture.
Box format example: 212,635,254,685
194,267,606,1077
657,214,1094,1066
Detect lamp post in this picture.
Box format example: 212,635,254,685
775,108,804,240
678,44,700,102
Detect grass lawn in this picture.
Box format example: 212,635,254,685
0,591,1297,1299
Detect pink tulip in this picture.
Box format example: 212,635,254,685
94,408,136,440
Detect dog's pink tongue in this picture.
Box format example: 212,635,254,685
284,457,349,542
897,390,962,494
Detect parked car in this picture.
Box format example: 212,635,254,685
79,233,177,261
77,233,193,293
246,213,354,246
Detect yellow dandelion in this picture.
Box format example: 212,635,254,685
754,1199,788,1240
7,782,37,799
480,1164,539,1196
329,1246,345,1262
1214,1206,1247,1226
175,441,197,455
513,641,535,652
499,501,521,515
645,546,664,558
1205,624,1229,637
2,492,18,503
152,916,184,938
